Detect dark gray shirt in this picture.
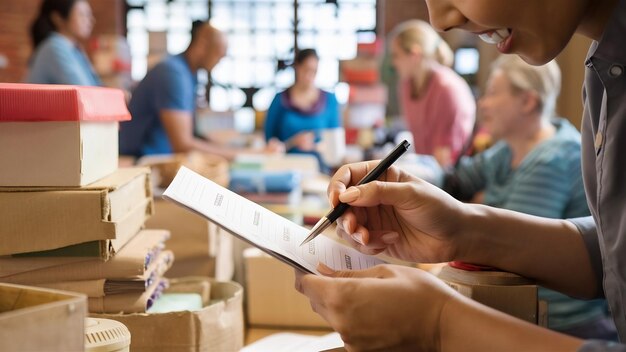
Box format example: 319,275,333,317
570,0,626,347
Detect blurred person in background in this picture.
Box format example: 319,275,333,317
28,0,101,86
264,49,341,173
391,20,475,168
295,0,626,350
443,55,616,340
119,21,283,161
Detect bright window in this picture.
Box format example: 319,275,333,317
126,0,377,112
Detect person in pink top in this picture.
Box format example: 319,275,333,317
391,20,476,168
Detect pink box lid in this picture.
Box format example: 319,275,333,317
0,83,131,122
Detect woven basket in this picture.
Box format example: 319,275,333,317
150,152,230,189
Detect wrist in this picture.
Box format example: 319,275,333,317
452,203,492,263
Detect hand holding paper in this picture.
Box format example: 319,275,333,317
163,167,384,275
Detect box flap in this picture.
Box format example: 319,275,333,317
0,283,87,352
0,193,152,256
0,167,150,193
89,279,244,351
0,83,131,122
0,229,170,282
0,167,151,225
88,277,168,313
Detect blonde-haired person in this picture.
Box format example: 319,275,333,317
295,0,626,350
391,19,475,168
443,55,616,339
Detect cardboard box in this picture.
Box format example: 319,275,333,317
92,277,244,352
0,283,87,351
166,255,216,279
0,167,153,257
437,264,540,324
88,278,168,314
0,83,130,186
244,248,330,329
0,229,172,285
145,197,216,258
138,152,230,189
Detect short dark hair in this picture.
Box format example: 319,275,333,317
294,48,318,65
31,0,79,48
190,20,207,44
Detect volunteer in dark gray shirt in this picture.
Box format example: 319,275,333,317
293,0,626,351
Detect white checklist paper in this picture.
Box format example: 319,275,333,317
163,166,384,275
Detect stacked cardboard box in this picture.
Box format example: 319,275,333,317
0,283,87,351
244,248,330,329
140,152,232,279
92,277,245,352
0,83,173,314
340,40,388,144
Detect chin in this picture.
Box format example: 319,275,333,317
517,42,564,66
516,52,551,66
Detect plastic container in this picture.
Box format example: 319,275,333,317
85,318,131,352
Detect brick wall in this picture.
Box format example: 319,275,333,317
379,0,429,36
0,0,124,83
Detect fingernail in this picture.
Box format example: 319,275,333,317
351,232,364,245
343,219,350,233
382,232,400,244
340,187,360,203
317,263,336,276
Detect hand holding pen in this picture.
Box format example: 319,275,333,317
300,140,411,246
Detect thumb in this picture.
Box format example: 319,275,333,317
338,181,414,208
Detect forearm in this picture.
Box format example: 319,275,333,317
458,204,598,298
439,294,583,352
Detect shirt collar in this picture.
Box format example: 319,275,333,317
587,0,626,65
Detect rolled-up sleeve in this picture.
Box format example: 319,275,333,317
569,216,604,298
578,340,626,351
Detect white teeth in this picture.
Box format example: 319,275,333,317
479,28,511,45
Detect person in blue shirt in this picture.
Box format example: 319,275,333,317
264,49,341,173
119,22,283,160
27,0,101,86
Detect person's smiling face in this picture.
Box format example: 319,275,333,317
423,0,589,64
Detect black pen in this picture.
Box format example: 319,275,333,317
299,140,411,246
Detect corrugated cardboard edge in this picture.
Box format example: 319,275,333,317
1,230,171,282
101,167,153,223
90,278,244,352
0,283,87,351
0,167,150,193
1,195,152,259
109,197,155,257
0,167,154,260
88,277,168,314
